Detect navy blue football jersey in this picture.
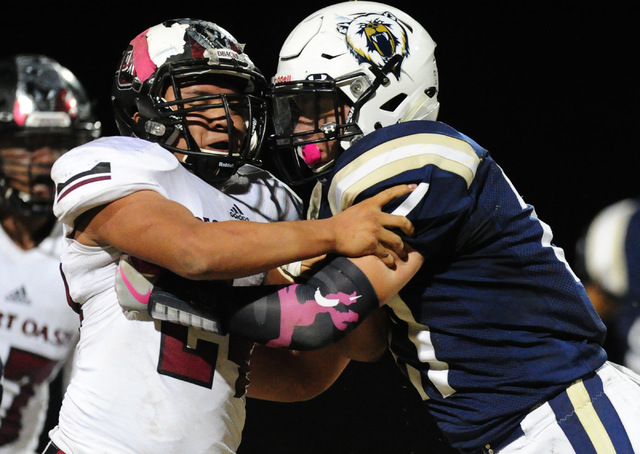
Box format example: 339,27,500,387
310,120,607,451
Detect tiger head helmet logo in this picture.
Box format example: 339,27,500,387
337,10,409,79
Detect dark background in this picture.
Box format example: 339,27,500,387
5,1,637,453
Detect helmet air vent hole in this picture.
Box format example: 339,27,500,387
380,94,407,112
425,86,437,98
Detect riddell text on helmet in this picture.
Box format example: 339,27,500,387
272,75,292,84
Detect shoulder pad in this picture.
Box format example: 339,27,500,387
52,137,177,226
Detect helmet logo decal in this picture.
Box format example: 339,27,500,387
129,23,191,83
128,28,154,83
116,21,250,88
337,11,409,79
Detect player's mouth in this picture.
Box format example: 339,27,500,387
203,141,230,153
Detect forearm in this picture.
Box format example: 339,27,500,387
181,218,340,280
88,185,416,281
246,343,350,402
117,246,421,352
221,251,421,348
78,191,341,281
121,247,422,348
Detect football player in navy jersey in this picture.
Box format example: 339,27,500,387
116,3,640,453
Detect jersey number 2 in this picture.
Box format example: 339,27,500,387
157,322,250,397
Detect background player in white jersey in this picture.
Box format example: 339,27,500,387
44,18,414,454
117,3,640,453
575,198,640,374
0,54,100,454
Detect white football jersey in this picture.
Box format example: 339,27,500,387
49,136,302,454
0,222,79,454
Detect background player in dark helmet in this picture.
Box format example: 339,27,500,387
116,3,640,453
0,55,100,219
0,54,100,454
45,18,413,454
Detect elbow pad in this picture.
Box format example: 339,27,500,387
227,256,379,350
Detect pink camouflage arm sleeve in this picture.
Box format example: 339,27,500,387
226,256,379,350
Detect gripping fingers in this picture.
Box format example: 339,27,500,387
375,244,395,268
379,228,407,260
381,212,414,237
369,184,417,207
369,184,416,237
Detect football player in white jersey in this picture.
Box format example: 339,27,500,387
116,4,640,453
0,54,100,454
576,198,640,374
43,18,414,454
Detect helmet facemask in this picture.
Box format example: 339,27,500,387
270,56,405,186
0,133,86,217
270,78,357,185
143,67,267,185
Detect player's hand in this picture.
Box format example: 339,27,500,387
300,255,328,276
114,255,158,321
331,184,416,268
114,256,227,334
267,255,328,284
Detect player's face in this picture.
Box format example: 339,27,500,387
291,92,349,167
0,137,65,204
164,81,247,159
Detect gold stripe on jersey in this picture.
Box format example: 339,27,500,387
306,181,323,220
565,380,616,453
387,294,456,399
328,133,481,214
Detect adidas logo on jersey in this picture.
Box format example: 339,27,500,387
229,204,249,221
5,286,31,305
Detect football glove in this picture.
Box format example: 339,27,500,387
114,255,227,334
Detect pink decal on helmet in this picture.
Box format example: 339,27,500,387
130,29,156,83
12,99,28,126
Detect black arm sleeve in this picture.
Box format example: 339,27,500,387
227,256,379,350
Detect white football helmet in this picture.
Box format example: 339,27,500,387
270,1,439,184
